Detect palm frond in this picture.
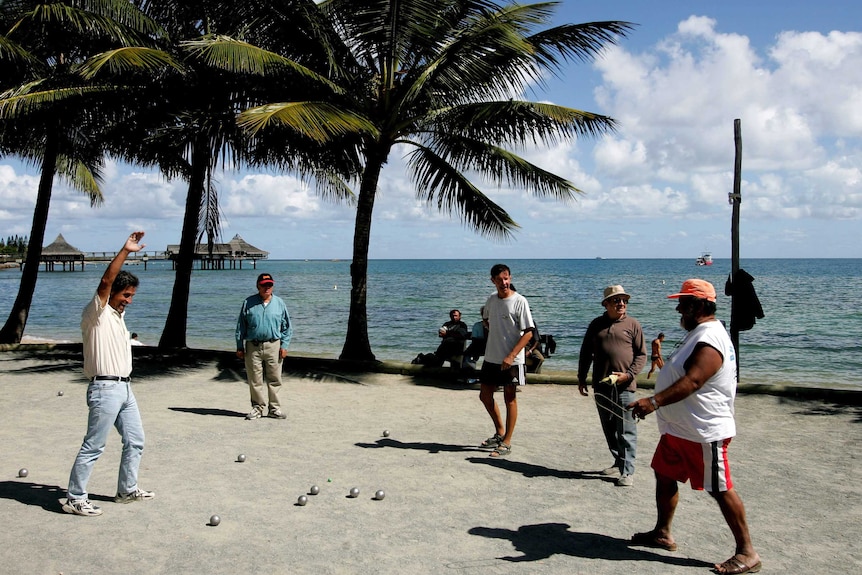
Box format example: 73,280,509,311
54,154,104,207
422,131,579,201
77,46,185,79
181,35,343,93
238,101,377,142
0,82,117,117
406,142,518,240
435,100,617,146
528,21,636,68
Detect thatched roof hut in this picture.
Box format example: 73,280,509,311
40,234,85,271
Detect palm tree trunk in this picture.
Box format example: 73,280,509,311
339,150,386,362
158,141,209,349
0,135,59,344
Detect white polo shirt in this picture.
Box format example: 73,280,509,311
81,292,132,380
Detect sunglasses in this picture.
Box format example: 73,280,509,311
607,297,628,305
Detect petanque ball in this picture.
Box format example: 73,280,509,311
57,391,64,397
297,495,308,506
382,429,390,437
349,487,360,498
237,454,246,463
17,468,28,478
209,515,221,526
309,485,320,495
374,490,385,500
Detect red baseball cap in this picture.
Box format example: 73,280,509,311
257,273,274,286
667,279,716,302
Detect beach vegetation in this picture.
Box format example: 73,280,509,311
0,0,166,344
235,0,633,361
117,0,359,349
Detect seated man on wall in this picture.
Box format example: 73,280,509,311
411,309,469,367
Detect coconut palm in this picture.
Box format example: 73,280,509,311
237,0,633,361
0,0,165,344
123,0,357,349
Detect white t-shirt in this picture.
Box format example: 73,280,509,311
482,291,534,365
81,292,132,380
655,320,737,443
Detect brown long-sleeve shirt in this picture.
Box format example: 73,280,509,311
578,313,647,392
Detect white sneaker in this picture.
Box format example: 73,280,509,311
617,474,634,487
115,488,155,503
62,498,103,516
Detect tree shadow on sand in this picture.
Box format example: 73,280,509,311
354,438,484,454
0,480,112,514
465,522,713,568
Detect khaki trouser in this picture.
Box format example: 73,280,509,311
244,339,283,412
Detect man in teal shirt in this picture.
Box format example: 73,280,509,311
235,273,293,420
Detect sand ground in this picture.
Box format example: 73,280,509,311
1,348,860,574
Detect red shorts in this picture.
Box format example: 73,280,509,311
651,434,734,492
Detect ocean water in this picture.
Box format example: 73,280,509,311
1,258,860,391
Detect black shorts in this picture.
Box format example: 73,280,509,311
480,362,527,387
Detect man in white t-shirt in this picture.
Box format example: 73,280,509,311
477,264,535,458
627,279,761,575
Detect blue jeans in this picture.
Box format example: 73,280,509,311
67,380,145,500
594,385,637,476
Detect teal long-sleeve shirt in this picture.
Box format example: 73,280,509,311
235,294,292,351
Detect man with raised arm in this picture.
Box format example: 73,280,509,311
63,231,153,516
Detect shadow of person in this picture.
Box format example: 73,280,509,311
467,522,712,567
465,457,595,480
354,438,483,454
0,481,70,514
168,407,247,418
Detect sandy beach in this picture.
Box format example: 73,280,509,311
1,346,860,574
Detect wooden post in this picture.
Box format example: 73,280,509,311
730,119,742,377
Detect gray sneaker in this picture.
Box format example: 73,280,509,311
268,409,287,419
115,488,155,503
600,466,621,477
62,498,103,516
245,407,263,420
616,474,634,487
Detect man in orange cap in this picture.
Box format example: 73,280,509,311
628,279,761,574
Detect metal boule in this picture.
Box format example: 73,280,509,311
237,454,246,462
297,495,308,506
309,485,320,495
374,490,385,500
17,468,28,478
349,487,360,498
209,514,221,526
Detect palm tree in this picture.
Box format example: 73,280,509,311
125,0,356,349
237,0,633,361
0,0,165,344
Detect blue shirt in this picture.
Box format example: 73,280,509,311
235,294,292,351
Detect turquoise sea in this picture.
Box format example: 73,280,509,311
2,258,860,391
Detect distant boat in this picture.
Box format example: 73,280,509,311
695,252,713,266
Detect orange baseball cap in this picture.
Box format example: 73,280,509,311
257,273,274,286
667,279,716,302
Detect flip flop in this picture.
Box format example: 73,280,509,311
712,557,762,574
489,444,511,457
479,433,503,449
629,531,677,552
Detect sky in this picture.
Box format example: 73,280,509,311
1,0,860,260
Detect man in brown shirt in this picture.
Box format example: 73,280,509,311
578,285,647,486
